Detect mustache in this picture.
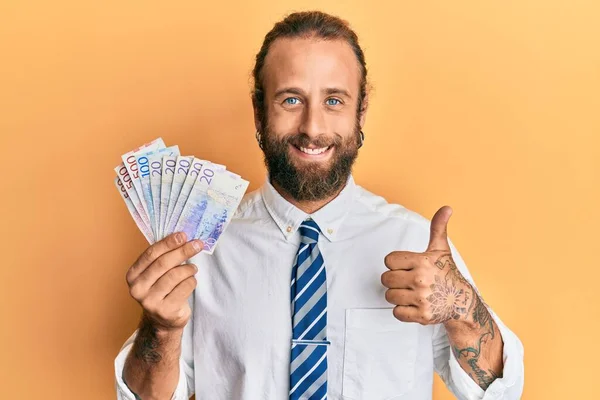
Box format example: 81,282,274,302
283,133,343,148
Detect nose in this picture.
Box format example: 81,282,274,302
298,102,327,140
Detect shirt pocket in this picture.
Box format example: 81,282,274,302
342,308,418,400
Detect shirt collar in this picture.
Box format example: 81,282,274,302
260,174,356,242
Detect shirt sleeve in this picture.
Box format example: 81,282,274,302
114,297,196,399
432,237,525,400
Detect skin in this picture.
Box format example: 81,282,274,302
122,36,504,397
381,206,505,389
122,233,203,399
253,36,368,214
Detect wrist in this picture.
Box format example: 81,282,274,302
444,315,479,333
133,314,183,365
140,312,184,338
137,313,184,349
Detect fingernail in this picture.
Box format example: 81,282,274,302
175,232,183,244
192,240,202,251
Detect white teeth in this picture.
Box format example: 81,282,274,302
299,146,328,155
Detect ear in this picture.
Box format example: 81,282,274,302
252,96,262,133
358,92,369,129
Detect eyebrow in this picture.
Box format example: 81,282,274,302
273,87,353,99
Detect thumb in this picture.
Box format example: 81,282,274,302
427,205,452,251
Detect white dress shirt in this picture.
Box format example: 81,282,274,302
115,175,525,400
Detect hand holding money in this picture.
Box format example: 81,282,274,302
126,232,202,331
114,138,249,254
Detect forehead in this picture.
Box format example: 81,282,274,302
262,36,361,95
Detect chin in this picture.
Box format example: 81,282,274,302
290,156,335,175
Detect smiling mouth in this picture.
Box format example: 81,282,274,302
291,142,333,152
288,143,335,160
295,145,331,155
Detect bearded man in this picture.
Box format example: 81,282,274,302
115,11,524,400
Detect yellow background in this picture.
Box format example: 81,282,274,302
1,1,598,398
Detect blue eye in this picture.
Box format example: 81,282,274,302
326,98,341,106
285,98,299,105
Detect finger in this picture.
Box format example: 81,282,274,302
381,270,414,289
384,251,420,271
147,263,198,301
164,275,198,305
133,240,203,294
393,305,425,324
127,232,187,285
385,288,419,306
427,206,452,252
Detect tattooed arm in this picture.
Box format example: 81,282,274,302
116,233,200,399
383,207,522,395
439,262,505,390
122,313,184,399
384,248,506,390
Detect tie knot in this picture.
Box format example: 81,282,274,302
299,219,321,244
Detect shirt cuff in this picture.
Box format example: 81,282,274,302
114,341,190,400
447,310,525,400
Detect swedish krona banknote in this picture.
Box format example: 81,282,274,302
114,138,249,254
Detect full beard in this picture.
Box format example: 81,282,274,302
261,123,361,202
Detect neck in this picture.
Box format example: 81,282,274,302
271,180,346,214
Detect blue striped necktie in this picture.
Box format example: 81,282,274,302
289,219,329,400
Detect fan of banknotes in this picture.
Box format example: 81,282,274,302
114,138,249,254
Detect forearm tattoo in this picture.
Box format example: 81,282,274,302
428,253,501,390
452,294,499,389
132,314,162,364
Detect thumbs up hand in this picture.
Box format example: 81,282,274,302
381,206,475,325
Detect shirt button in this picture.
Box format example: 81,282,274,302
286,226,292,232
327,228,334,234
